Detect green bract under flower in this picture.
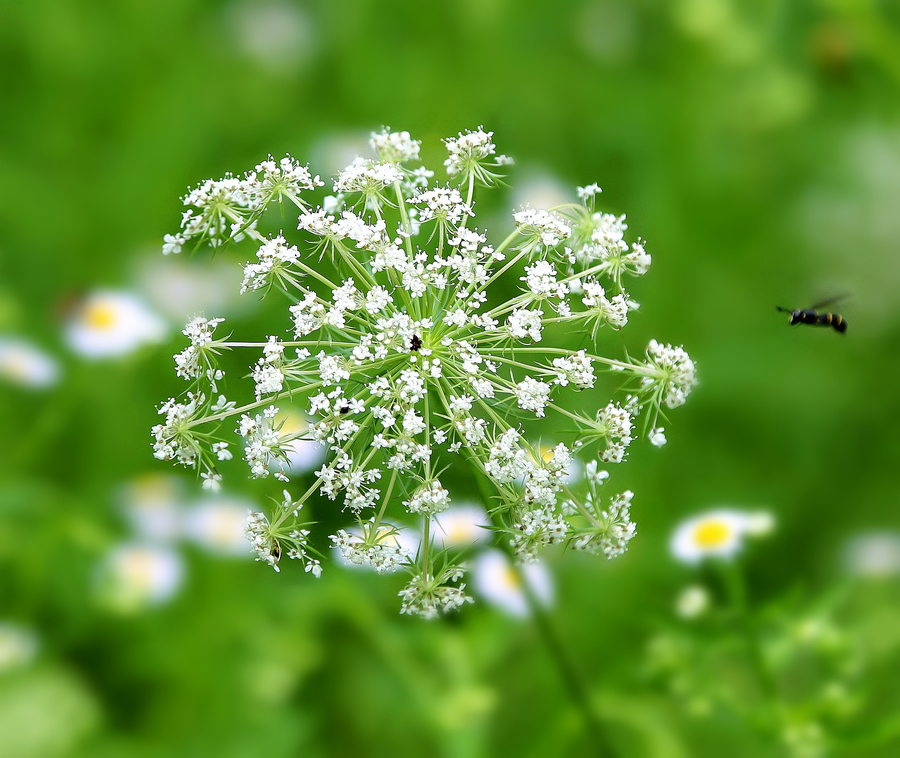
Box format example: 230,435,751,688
151,127,696,618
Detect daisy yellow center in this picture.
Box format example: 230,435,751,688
131,474,178,503
277,410,308,435
121,550,155,590
375,528,400,547
693,520,731,548
4,352,29,380
85,302,117,330
500,565,522,591
209,511,241,543
447,522,470,543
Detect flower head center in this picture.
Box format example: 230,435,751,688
693,520,732,549
500,564,522,590
85,302,117,331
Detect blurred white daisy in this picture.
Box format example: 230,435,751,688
433,503,491,549
844,531,900,578
743,510,776,537
135,254,244,323
225,0,316,71
95,544,184,613
119,473,185,543
471,549,553,618
509,170,571,218
308,131,372,178
184,495,259,557
675,584,710,619
65,290,166,359
670,508,774,565
0,623,39,673
276,406,326,474
0,336,60,389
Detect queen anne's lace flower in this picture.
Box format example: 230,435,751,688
153,128,695,616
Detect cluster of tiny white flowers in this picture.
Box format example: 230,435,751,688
643,339,697,410
175,317,226,381
514,207,572,250
331,521,410,573
514,376,552,417
510,506,569,564
167,156,324,254
581,280,635,332
595,402,635,463
552,350,595,389
334,158,404,198
443,127,512,186
370,128,421,164
153,127,695,616
240,235,301,293
398,567,473,619
244,492,321,575
564,468,636,558
403,479,451,516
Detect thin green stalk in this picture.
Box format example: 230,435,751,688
719,560,780,725
470,472,615,754
518,568,616,756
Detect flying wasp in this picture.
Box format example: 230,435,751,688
776,295,847,334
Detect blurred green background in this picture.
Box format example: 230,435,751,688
2,0,900,755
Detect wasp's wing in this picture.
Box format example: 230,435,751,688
809,293,850,310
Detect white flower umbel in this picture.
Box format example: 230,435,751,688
65,290,166,359
331,520,419,573
670,509,773,565
152,128,696,616
245,490,321,576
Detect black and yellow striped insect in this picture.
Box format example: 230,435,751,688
776,296,847,334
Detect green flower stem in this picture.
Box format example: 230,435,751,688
474,244,531,296
517,566,616,756
393,180,415,253
423,391,433,479
476,351,555,376
373,468,398,527
331,240,381,291
465,471,615,754
480,345,637,373
220,341,356,349
187,383,323,427
719,560,780,727
271,474,324,529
